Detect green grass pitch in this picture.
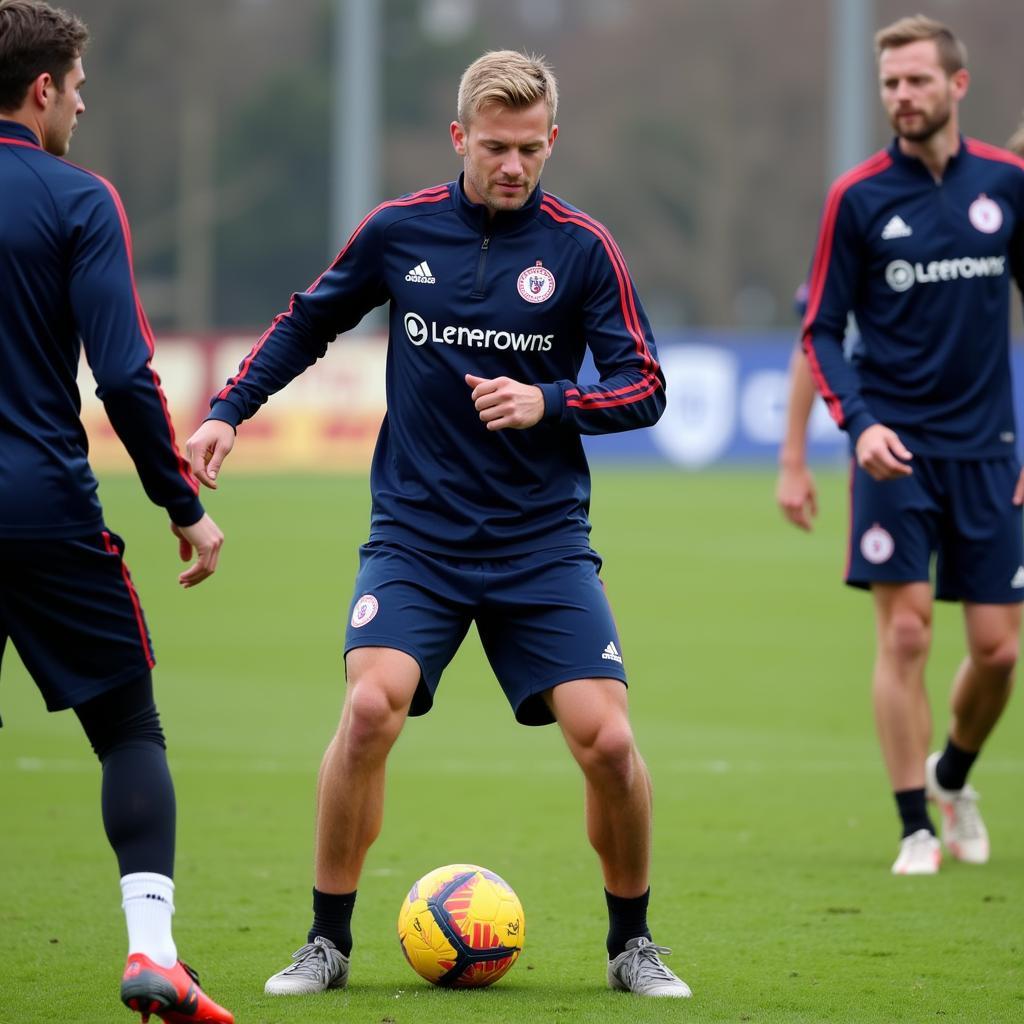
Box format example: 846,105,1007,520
1,468,1022,1023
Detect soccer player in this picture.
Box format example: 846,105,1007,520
0,3,232,1020
800,15,1024,874
778,114,1024,531
186,50,690,998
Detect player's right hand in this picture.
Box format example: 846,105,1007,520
172,513,224,588
855,423,913,481
776,462,818,531
186,419,235,490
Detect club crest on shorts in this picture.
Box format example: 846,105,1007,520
968,194,1002,234
517,261,556,303
351,594,379,628
860,524,895,565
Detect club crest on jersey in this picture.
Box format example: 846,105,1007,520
860,524,895,565
351,594,379,628
968,194,1002,234
517,261,556,303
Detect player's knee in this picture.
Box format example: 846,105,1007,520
970,636,1019,679
578,721,636,782
881,612,931,663
75,674,165,761
342,681,405,755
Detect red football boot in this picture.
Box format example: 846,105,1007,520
120,953,234,1023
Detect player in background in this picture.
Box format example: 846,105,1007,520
0,3,231,1020
778,115,1024,530
186,50,690,999
800,15,1024,874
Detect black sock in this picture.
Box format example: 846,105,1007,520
309,888,356,956
894,788,933,838
935,737,978,791
605,888,651,959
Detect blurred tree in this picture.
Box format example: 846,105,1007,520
213,21,333,327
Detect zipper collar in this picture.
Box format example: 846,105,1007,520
452,172,544,234
887,134,965,182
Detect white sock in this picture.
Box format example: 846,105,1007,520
121,872,177,968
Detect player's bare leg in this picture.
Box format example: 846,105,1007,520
315,647,420,892
265,647,419,995
950,602,1018,749
871,582,934,790
545,678,690,997
925,602,1019,864
871,582,941,874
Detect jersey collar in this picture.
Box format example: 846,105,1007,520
0,119,42,148
887,134,966,181
452,172,544,234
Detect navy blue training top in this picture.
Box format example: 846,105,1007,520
209,176,665,555
0,120,202,538
802,136,1024,457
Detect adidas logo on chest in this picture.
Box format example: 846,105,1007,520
881,215,913,240
405,261,436,285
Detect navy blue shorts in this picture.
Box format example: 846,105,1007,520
0,530,155,721
847,455,1024,603
344,542,627,726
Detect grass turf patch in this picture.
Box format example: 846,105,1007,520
1,469,1022,1023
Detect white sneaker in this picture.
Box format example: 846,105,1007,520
891,828,941,875
925,751,990,864
607,937,692,997
264,936,349,995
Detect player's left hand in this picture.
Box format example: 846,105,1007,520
465,374,544,430
171,513,224,588
1013,466,1024,506
776,462,818,531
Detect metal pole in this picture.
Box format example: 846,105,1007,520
828,0,875,182
331,0,381,258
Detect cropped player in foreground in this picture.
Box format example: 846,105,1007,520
187,50,689,998
800,15,1024,875
0,3,231,1020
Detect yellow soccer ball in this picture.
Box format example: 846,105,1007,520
397,863,525,987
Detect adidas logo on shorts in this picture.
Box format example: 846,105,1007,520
601,641,623,664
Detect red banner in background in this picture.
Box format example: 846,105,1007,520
80,333,388,473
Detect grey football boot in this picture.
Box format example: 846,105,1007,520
264,936,349,995
608,937,692,997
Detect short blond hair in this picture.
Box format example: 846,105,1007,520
456,50,558,128
1008,114,1024,158
875,14,967,76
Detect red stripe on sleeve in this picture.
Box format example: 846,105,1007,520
802,151,890,328
219,185,451,400
540,197,655,374
964,137,1024,171
540,197,662,406
801,151,891,425
565,378,661,409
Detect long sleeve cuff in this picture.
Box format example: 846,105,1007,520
165,494,205,528
537,382,565,422
207,399,244,429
